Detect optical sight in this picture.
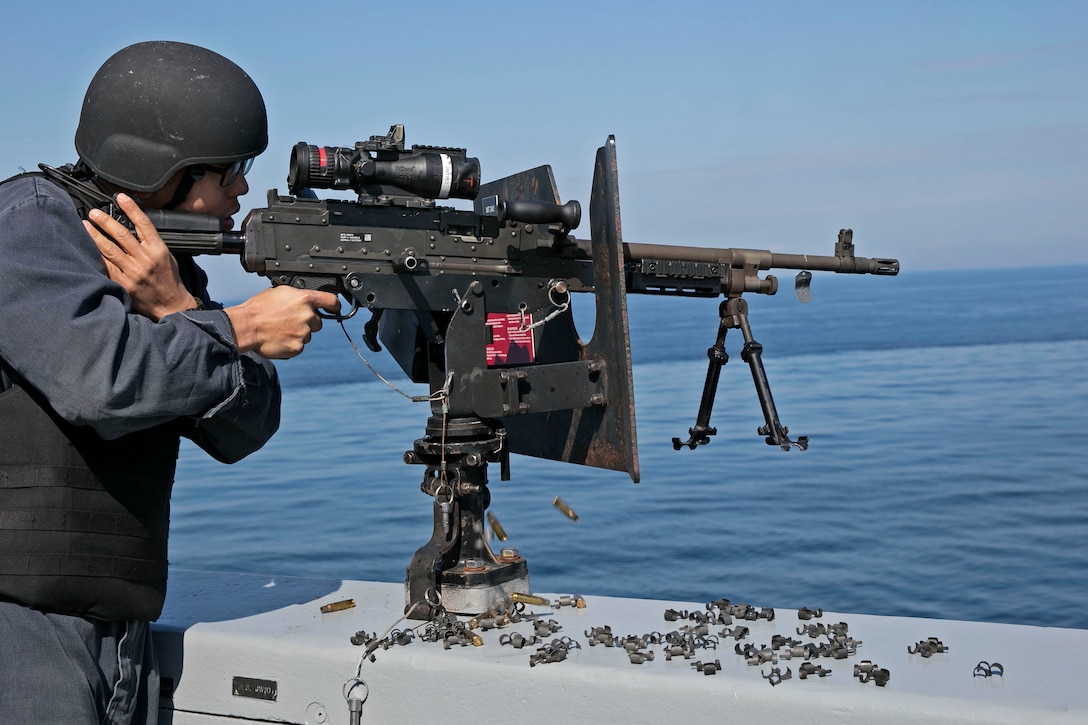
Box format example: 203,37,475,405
288,125,480,201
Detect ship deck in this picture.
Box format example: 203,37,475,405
153,569,1088,724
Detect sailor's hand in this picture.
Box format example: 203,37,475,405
225,286,341,360
84,193,199,321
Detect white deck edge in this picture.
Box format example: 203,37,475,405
153,569,1088,724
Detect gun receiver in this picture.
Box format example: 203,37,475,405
151,126,898,618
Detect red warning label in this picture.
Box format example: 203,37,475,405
485,313,535,367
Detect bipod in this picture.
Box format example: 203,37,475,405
674,297,808,452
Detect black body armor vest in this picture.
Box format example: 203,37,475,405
0,384,179,621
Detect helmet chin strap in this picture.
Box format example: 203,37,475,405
163,167,198,210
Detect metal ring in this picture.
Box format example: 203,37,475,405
343,678,369,704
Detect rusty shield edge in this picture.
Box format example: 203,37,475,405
583,136,639,481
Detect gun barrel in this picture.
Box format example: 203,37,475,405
765,251,899,275
623,243,899,276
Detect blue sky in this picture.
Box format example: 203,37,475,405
2,1,1085,297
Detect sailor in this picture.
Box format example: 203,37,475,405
0,41,339,723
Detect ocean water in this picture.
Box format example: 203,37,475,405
171,264,1088,629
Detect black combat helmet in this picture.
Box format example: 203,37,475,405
74,41,268,192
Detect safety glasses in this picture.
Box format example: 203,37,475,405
196,158,254,187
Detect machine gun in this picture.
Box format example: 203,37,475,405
137,125,899,619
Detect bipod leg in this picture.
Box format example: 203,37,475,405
729,298,808,451
673,300,732,450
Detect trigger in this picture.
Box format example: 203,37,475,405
363,309,384,353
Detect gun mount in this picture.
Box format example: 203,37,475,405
121,125,899,619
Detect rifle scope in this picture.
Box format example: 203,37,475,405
288,142,481,200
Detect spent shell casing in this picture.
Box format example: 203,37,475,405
319,598,356,614
487,511,508,541
510,592,549,606
553,496,579,521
